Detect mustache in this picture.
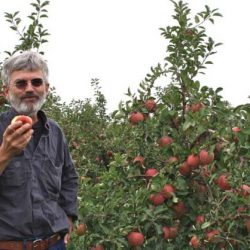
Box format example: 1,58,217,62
21,93,39,99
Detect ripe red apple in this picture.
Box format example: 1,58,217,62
232,127,240,132
205,229,220,242
144,168,158,178
127,231,144,246
106,150,113,158
162,226,177,239
191,102,203,113
129,112,144,125
187,154,200,169
161,184,175,199
144,99,157,112
199,149,214,165
75,223,87,236
195,215,205,225
217,174,231,191
167,156,179,164
158,136,173,147
172,201,187,217
189,235,199,249
237,206,247,214
11,115,32,125
179,161,191,176
149,193,165,206
185,28,195,36
133,155,144,166
240,184,250,197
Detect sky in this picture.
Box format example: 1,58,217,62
0,0,249,113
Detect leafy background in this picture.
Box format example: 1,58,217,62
0,0,249,249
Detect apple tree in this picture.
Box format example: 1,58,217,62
71,1,250,249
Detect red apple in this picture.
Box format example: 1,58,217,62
187,154,200,169
145,168,158,178
185,28,195,36
217,174,231,191
11,115,32,125
75,223,87,236
199,149,214,165
106,150,113,158
179,161,191,176
205,229,220,242
189,235,199,249
237,206,247,214
172,201,187,217
232,127,240,132
133,155,144,166
191,102,203,113
127,232,144,246
144,99,157,112
150,193,165,206
167,156,179,164
129,112,144,125
195,215,205,225
158,136,173,147
161,184,175,199
162,226,177,239
240,184,250,197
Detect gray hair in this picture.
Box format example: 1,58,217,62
1,51,49,85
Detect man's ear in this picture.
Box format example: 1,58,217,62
45,83,50,94
2,84,9,97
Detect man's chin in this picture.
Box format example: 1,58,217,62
13,104,40,116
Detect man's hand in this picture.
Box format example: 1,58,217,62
0,121,33,174
64,217,74,245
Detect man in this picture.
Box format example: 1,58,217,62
0,51,78,250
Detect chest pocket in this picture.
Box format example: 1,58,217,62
36,156,63,200
0,157,27,188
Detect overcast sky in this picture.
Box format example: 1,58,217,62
0,0,249,113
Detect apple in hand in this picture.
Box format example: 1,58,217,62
11,115,32,125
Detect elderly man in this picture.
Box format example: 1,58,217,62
0,51,78,250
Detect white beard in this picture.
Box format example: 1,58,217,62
7,92,47,116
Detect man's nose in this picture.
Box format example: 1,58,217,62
25,81,35,91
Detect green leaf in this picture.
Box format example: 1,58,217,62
215,87,223,93
205,61,213,64
201,221,212,229
194,15,200,23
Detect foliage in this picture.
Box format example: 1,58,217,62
4,0,50,55
70,1,250,249
0,0,249,249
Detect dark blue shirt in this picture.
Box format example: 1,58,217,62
0,109,78,240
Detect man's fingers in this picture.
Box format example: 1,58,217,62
64,233,70,245
14,123,32,136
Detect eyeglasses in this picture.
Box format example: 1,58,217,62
13,78,44,89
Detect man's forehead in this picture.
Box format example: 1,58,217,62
10,70,43,80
